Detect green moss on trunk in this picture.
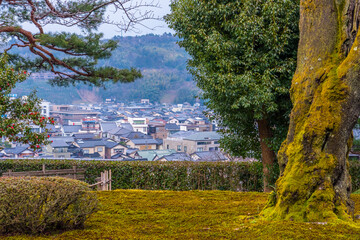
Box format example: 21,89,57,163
262,0,360,222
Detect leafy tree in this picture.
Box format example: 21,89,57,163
0,55,52,150
166,0,299,191
0,0,155,147
0,0,157,86
262,0,360,222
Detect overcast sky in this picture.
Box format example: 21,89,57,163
22,0,174,39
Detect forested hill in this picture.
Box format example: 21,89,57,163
11,34,198,104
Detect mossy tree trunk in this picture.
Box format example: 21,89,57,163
262,0,360,222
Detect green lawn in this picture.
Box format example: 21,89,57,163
4,190,360,239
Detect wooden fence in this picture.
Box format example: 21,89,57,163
89,169,112,191
2,164,112,191
2,164,85,180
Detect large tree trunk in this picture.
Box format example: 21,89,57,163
257,119,276,193
262,0,360,222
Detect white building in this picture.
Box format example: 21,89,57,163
128,117,148,134
40,101,50,118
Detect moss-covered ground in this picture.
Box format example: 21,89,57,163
4,190,360,239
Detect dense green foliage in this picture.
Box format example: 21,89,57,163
0,159,264,191
2,159,360,192
0,55,53,149
0,176,97,234
9,34,197,104
6,190,360,239
166,0,299,157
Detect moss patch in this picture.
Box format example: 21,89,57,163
4,191,360,239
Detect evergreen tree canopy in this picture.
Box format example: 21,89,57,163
0,0,157,86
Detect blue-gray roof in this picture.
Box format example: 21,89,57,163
191,151,227,161
138,149,176,161
160,152,191,161
129,138,160,145
100,122,118,132
63,125,82,133
73,133,95,139
165,123,180,130
3,145,32,155
77,139,122,148
183,131,220,141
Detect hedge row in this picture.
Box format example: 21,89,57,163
0,159,264,191
2,159,360,192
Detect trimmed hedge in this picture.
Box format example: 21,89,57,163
2,159,360,192
0,159,264,191
0,176,98,234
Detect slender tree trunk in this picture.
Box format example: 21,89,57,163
262,0,360,222
257,119,276,193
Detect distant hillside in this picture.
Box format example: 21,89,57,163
9,34,198,104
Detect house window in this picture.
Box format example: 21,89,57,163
97,147,103,152
133,120,145,125
197,141,211,145
196,147,203,152
114,148,124,153
83,150,89,154
177,145,181,151
184,146,187,152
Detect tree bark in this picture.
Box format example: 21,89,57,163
262,0,360,222
257,119,276,193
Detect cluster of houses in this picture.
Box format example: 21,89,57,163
0,99,239,162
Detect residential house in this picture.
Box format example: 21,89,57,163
128,117,148,134
158,152,191,161
163,131,221,154
2,146,35,158
104,141,128,159
165,123,180,135
77,139,108,158
137,149,176,161
126,138,159,150
148,121,167,139
190,151,228,162
62,125,82,136
44,137,73,158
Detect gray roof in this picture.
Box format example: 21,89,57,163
168,131,196,139
120,123,134,131
50,139,70,148
49,136,75,143
77,139,121,148
160,152,191,161
63,125,82,133
125,131,152,140
138,149,176,161
108,127,132,135
100,122,118,132
165,123,180,130
129,138,159,145
183,131,221,141
73,133,95,139
3,145,32,155
191,151,227,161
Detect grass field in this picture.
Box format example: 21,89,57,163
4,190,360,239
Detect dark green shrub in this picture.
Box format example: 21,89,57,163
0,177,98,235
0,160,264,191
